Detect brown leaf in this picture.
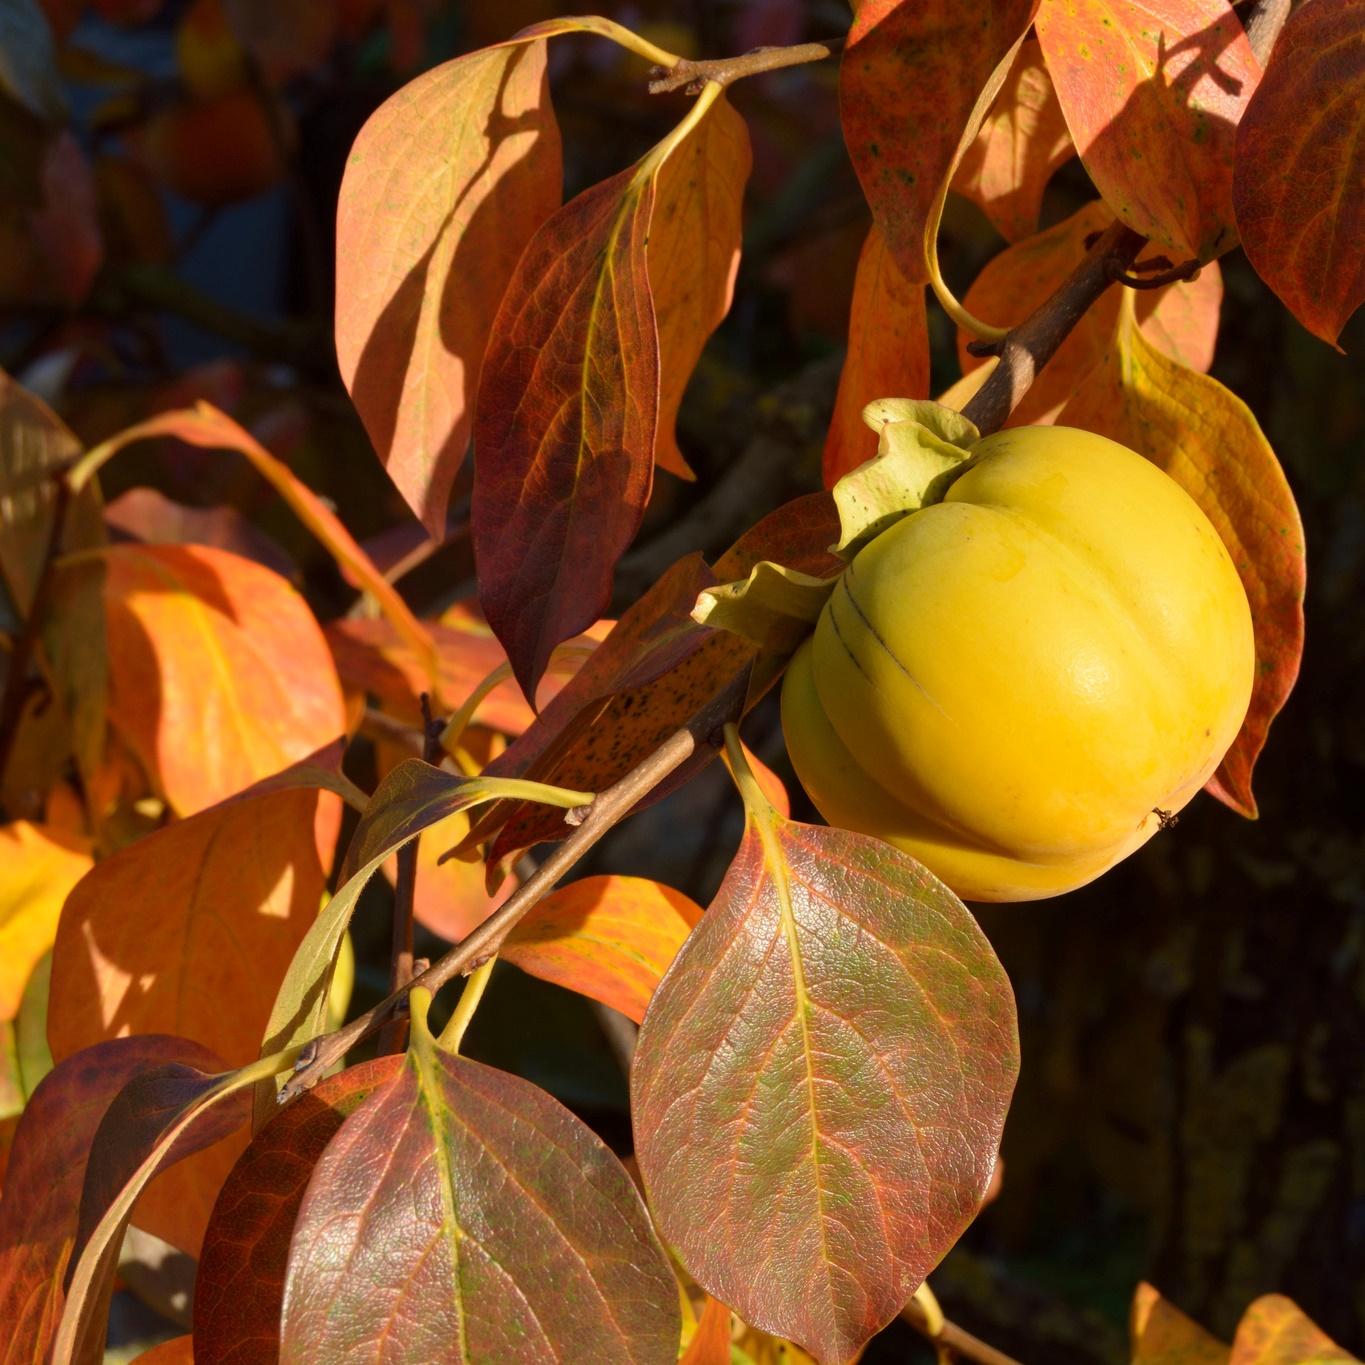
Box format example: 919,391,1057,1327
1058,294,1304,816
1035,0,1259,262
103,543,346,814
633,811,1018,1363
840,0,1038,281
1233,0,1365,349
823,224,929,487
951,37,1075,242
335,40,560,534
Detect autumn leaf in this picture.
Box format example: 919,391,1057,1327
1233,0,1365,349
632,747,1018,1363
1034,0,1259,262
648,92,750,479
129,1337,193,1364
840,0,1038,282
823,224,929,487
335,39,560,535
102,542,346,814
279,992,680,1363
1130,1282,1231,1365
0,1036,215,1365
1058,292,1304,816
0,821,91,1021
681,1296,732,1365
503,875,703,1024
193,1056,402,1365
1229,1296,1358,1365
951,37,1075,242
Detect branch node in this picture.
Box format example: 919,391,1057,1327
563,801,594,827
966,338,1004,358
1107,257,1200,290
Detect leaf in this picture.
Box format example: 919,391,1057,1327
0,1036,221,1365
1057,293,1304,816
681,1295,732,1365
0,0,67,121
632,811,1018,1363
193,1056,402,1365
503,875,703,1024
28,132,103,308
335,40,560,535
711,492,844,582
950,37,1075,242
131,1337,194,1363
1130,1282,1231,1365
956,200,1222,424
1229,1297,1358,1365
839,0,1038,281
648,92,750,480
1034,0,1259,262
54,1048,291,1365
102,542,346,814
0,821,91,1021
278,999,680,1363
41,555,108,790
693,561,837,652
823,224,930,487
73,403,439,684
1232,0,1365,349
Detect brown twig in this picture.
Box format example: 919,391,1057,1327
0,480,70,789
648,37,844,94
961,221,1147,436
358,706,427,757
376,694,444,1055
901,1295,1030,1365
1243,0,1292,65
1107,257,1201,290
278,667,750,1103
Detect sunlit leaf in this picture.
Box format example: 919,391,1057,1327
633,809,1018,1363
0,821,91,1022
1229,1295,1358,1365
1131,1281,1231,1365
279,1000,679,1363
1233,0,1365,349
503,875,702,1024
1058,294,1304,815
951,37,1074,242
840,0,1038,281
335,40,560,535
681,1295,732,1365
193,1056,402,1365
130,1337,193,1364
0,1036,221,1365
102,543,346,814
1035,0,1259,262
823,224,929,487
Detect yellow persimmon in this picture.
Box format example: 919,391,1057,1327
781,425,1254,902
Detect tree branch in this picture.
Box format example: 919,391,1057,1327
649,37,844,94
960,221,1147,437
1243,0,1292,65
278,666,751,1103
902,1294,1030,1365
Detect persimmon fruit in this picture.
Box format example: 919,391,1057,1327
781,425,1254,902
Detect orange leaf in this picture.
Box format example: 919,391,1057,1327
103,543,345,814
1233,0,1365,349
131,1336,194,1363
73,402,439,686
840,0,1038,281
1035,0,1259,262
335,39,560,535
823,222,929,487
503,875,703,1024
1229,1296,1358,1365
1131,1282,1230,1365
681,1295,733,1365
957,199,1222,424
1057,293,1304,816
951,37,1075,243
649,93,751,480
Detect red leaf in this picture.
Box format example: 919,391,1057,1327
130,1338,193,1364
336,40,560,534
503,875,703,1023
711,491,843,581
823,224,929,487
102,543,346,814
840,0,1038,281
279,1019,679,1362
1233,0,1365,349
1057,294,1304,815
950,37,1075,242
633,815,1017,1363
193,1057,402,1365
29,132,103,308
0,1036,215,1365
1035,0,1260,262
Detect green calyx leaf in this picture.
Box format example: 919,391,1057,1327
692,560,837,652
831,398,980,559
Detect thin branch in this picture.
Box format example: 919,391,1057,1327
960,221,1147,437
1243,0,1292,65
901,1295,1030,1365
1107,258,1201,290
278,667,751,1103
358,707,426,756
648,37,844,94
